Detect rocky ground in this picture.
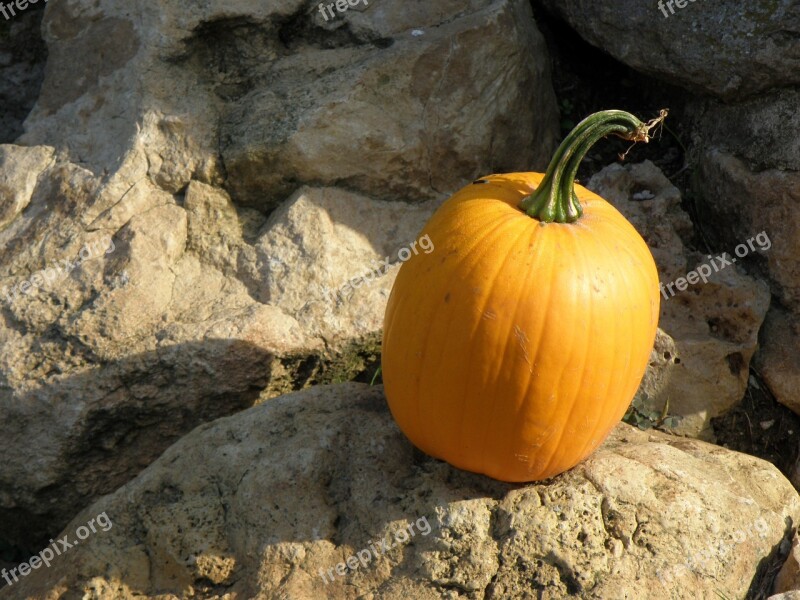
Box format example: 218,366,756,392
0,0,799,599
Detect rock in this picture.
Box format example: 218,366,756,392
696,151,799,311
538,0,800,99
755,308,800,416
221,0,558,210
0,162,435,550
2,383,797,599
687,88,800,422
692,89,800,173
0,0,561,550
774,535,800,595
688,87,800,420
0,144,54,232
254,185,436,342
20,0,559,209
588,161,771,438
0,4,47,143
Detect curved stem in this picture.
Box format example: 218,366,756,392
519,109,667,223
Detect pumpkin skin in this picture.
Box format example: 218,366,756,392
381,172,660,482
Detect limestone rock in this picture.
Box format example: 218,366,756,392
0,158,434,551
538,0,800,99
588,161,771,438
774,534,800,595
20,0,559,210
689,90,800,421
696,151,800,311
0,144,54,232
254,185,436,342
3,383,797,599
755,308,800,417
221,0,559,209
0,0,560,550
692,89,800,173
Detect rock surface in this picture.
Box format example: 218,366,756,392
696,151,799,311
756,308,800,417
589,161,771,438
0,163,432,552
20,0,559,208
538,0,800,99
0,0,560,549
691,92,800,417
774,534,800,595
0,4,47,143
2,383,798,599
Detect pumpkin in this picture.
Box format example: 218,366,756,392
381,110,665,482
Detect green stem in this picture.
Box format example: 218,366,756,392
519,109,666,223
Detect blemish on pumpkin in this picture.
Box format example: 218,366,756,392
514,325,531,367
444,292,451,303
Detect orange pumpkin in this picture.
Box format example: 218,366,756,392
382,110,664,482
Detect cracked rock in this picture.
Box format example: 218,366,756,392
4,383,798,599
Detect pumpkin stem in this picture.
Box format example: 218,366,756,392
520,109,668,223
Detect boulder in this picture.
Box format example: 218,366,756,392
774,534,800,595
755,308,800,416
20,0,559,209
538,0,800,99
695,150,800,310
689,88,800,420
0,4,47,143
0,144,54,232
0,0,560,549
2,383,797,599
0,169,433,551
588,161,770,438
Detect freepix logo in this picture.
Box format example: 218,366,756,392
1,512,113,588
319,516,433,585
319,234,434,304
660,231,771,300
317,0,368,21
0,0,47,21
657,0,698,18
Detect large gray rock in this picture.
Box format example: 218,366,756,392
0,0,560,550
695,149,800,314
689,88,800,419
588,161,771,439
0,159,432,551
21,0,559,209
755,308,800,416
2,383,797,599
539,0,800,99
692,88,800,173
